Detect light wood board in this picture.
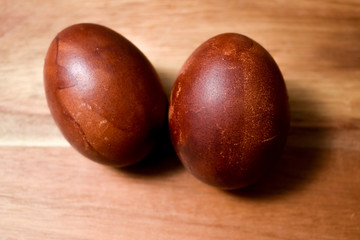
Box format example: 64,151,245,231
1,0,359,239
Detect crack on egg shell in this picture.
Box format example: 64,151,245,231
262,135,278,143
62,109,105,159
54,36,79,90
56,91,131,161
75,101,129,133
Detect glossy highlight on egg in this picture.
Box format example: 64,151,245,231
169,33,290,189
44,23,168,167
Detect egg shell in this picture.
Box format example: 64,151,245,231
169,33,290,189
44,23,168,167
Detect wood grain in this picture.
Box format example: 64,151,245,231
0,0,359,239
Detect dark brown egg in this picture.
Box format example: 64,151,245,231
169,33,290,189
44,23,167,167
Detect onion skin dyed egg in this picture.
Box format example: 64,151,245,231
44,23,168,167
169,33,290,189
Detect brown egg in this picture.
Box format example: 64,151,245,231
169,33,290,189
44,23,167,167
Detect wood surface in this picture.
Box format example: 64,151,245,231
1,0,359,239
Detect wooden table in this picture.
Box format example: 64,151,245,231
1,1,359,239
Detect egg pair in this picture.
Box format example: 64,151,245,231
44,23,289,189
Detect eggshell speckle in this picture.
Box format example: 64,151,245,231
169,33,290,189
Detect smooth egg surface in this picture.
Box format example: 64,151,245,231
44,23,167,167
169,33,290,189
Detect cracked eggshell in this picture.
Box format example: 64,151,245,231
169,33,290,189
44,23,168,167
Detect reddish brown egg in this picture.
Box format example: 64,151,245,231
44,23,167,167
169,33,290,189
